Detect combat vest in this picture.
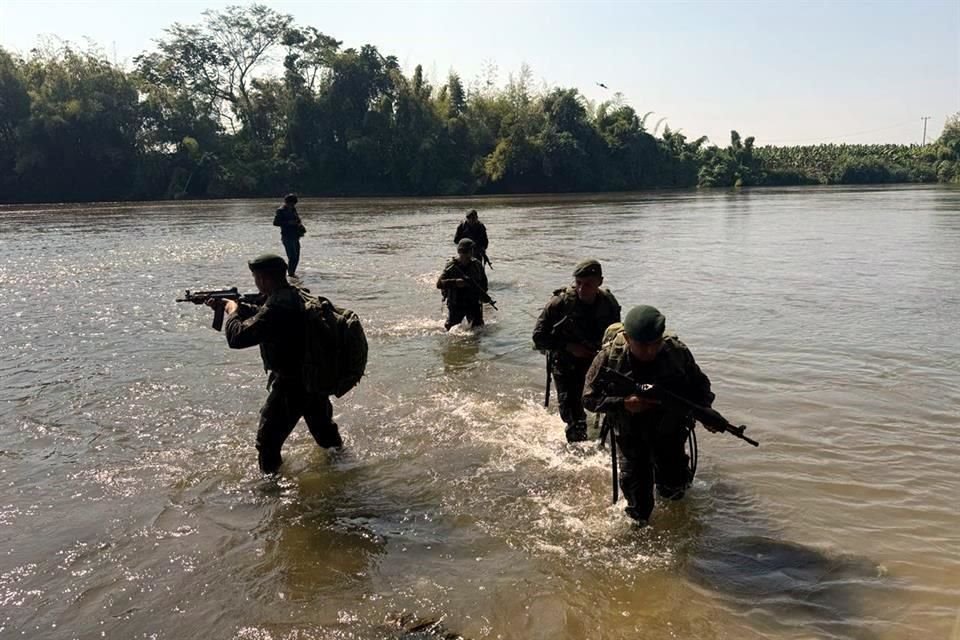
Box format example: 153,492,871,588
599,323,695,434
442,258,485,306
299,291,368,398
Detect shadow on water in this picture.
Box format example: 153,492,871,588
674,480,898,640
236,457,476,639
439,333,482,371
254,472,389,597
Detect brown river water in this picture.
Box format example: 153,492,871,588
1,185,958,640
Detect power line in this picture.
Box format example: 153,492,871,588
762,120,917,146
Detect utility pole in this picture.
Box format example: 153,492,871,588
921,116,931,145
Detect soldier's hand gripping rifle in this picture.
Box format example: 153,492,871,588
481,252,493,270
176,288,262,331
596,366,760,447
451,264,498,310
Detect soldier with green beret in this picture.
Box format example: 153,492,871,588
209,253,342,473
583,304,718,525
437,238,490,330
533,259,621,442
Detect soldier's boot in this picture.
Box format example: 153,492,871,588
657,484,687,501
565,419,588,443
623,507,650,527
258,449,283,475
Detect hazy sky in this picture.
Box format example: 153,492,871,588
1,0,957,146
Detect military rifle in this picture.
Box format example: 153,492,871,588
481,252,493,270
177,288,262,331
450,263,498,310
542,314,601,407
596,366,760,447
551,315,601,353
544,359,552,407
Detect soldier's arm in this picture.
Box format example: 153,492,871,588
436,264,457,289
454,224,463,244
478,225,489,251
682,347,715,407
582,350,625,413
225,303,272,349
609,301,622,325
532,299,565,351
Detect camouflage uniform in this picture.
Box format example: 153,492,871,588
453,219,489,265
583,333,713,523
533,286,621,441
438,257,489,330
225,283,341,473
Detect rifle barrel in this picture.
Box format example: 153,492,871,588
599,367,759,446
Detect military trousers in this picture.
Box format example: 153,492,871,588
281,234,301,275
256,376,341,473
445,301,484,330
550,356,592,434
615,423,691,522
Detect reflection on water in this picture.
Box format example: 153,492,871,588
1,185,959,639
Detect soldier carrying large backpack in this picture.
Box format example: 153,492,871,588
209,254,367,474
583,305,719,526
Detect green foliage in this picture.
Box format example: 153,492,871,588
6,44,141,201
755,143,934,185
0,14,954,203
698,131,765,187
933,112,960,183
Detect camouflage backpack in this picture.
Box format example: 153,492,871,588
601,322,677,370
601,322,630,371
299,292,368,398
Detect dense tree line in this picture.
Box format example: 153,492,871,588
1,4,958,203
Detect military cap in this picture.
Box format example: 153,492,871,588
466,209,478,218
572,259,602,278
248,253,288,272
624,305,666,342
457,238,476,251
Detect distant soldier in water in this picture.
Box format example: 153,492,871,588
533,260,621,442
453,209,490,268
583,305,719,525
273,193,306,277
437,238,489,330
209,254,342,473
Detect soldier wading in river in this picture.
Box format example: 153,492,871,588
209,254,343,473
453,209,491,269
533,259,621,442
273,194,306,277
583,305,722,525
437,238,490,330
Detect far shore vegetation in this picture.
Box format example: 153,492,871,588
2,4,959,204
